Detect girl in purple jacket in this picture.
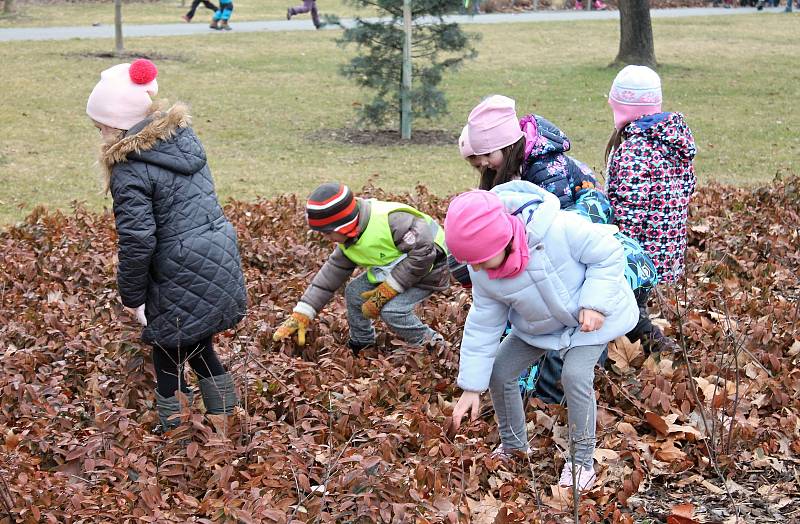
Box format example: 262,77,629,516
605,65,697,285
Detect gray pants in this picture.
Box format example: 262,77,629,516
488,332,605,467
345,272,435,346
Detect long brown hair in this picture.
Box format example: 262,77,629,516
604,128,623,172
476,136,527,190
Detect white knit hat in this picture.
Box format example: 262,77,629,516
86,59,159,130
608,65,662,129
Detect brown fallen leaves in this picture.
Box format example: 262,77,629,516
1,179,799,522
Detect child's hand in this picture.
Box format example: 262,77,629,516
273,312,311,346
578,308,605,332
450,390,481,434
360,282,399,319
126,305,147,326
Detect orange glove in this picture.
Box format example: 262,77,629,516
360,282,399,319
273,312,311,346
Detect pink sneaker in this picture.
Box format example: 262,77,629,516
593,0,607,9
558,462,596,491
574,0,584,9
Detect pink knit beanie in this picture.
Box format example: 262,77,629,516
444,190,513,265
608,65,662,130
465,95,524,156
86,59,159,130
458,125,475,158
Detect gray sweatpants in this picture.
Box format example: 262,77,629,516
344,272,436,346
488,332,606,468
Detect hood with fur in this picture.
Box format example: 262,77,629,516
99,102,206,182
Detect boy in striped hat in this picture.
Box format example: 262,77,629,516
274,183,450,353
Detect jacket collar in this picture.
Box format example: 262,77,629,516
98,102,191,180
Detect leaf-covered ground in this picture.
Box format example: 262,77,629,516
1,180,799,523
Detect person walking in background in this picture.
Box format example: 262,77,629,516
445,184,638,491
605,65,697,290
85,59,247,433
273,183,449,353
287,0,322,29
182,0,218,23
209,0,234,30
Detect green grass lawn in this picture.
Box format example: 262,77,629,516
0,0,373,27
0,14,797,224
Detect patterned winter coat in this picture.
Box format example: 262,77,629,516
519,114,599,209
606,112,697,284
101,103,247,348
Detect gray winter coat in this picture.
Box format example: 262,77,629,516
101,103,247,347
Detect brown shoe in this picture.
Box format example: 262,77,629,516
209,19,219,29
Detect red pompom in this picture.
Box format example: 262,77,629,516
129,59,158,85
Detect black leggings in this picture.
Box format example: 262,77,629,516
186,0,218,18
152,336,226,397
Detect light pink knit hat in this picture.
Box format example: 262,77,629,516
444,190,513,265
608,65,662,130
86,59,159,130
465,95,524,156
458,125,475,158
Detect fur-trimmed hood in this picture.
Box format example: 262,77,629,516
99,102,206,182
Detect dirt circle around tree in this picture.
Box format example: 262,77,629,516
308,128,458,147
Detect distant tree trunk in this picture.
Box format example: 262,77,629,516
614,0,656,67
3,0,15,14
114,0,124,56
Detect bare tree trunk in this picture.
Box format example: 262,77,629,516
400,0,412,140
3,0,15,15
114,0,124,56
614,0,656,68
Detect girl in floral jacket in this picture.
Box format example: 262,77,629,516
605,65,697,285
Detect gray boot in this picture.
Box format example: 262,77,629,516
155,390,193,431
198,373,239,415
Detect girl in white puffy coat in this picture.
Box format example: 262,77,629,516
444,181,638,491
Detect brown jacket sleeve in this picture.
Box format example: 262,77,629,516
385,211,449,292
296,246,357,316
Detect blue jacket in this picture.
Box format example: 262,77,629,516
457,181,638,392
520,114,599,209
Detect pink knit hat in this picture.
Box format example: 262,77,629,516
444,190,513,265
458,125,475,158
608,65,662,130
465,95,524,156
86,59,159,130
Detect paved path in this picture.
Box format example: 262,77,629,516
0,6,782,42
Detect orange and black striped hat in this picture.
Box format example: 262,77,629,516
306,183,360,237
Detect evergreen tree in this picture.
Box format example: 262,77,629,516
337,0,478,130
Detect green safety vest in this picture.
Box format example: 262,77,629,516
340,200,447,284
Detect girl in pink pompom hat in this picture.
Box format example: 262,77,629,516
86,59,247,434
444,181,639,492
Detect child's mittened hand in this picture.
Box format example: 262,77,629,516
126,305,147,326
273,312,311,346
135,305,147,326
450,390,481,434
578,309,605,332
360,282,399,319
